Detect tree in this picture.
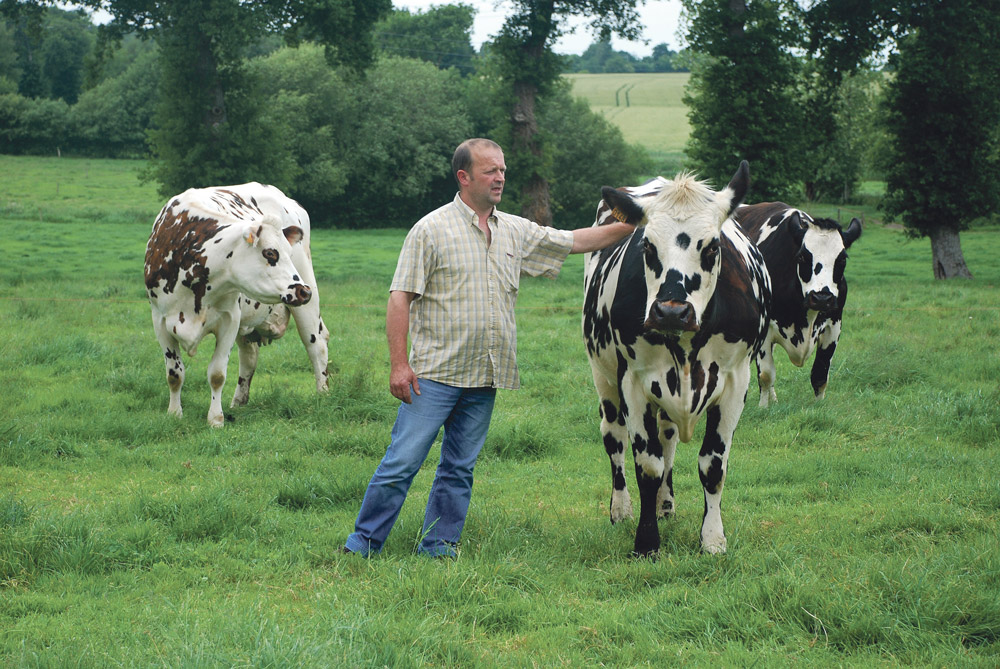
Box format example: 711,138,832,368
681,0,805,201
374,4,477,76
38,8,93,103
250,46,473,227
70,45,159,157
488,0,643,225
2,0,391,195
879,3,1000,279
807,0,1000,279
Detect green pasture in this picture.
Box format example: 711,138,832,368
1,156,999,666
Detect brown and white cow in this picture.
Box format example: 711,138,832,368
583,162,771,556
734,203,861,407
144,183,329,427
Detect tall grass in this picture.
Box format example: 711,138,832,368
1,156,998,665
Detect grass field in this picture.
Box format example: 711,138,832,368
1,155,999,666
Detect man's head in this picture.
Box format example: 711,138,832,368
453,138,505,214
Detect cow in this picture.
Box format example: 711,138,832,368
144,183,330,427
734,203,861,407
583,161,770,557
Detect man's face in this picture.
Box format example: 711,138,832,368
461,145,506,211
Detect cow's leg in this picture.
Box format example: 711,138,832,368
592,370,632,523
231,335,259,407
655,412,679,518
153,317,185,418
698,368,749,554
206,313,240,427
289,301,330,392
756,339,778,408
811,317,842,400
286,250,330,393
625,386,664,557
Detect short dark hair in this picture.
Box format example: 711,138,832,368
452,138,501,185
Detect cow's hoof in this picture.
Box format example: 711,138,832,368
610,493,633,524
702,538,727,554
208,414,225,428
631,548,659,561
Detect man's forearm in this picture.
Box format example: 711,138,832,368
570,221,636,254
386,291,415,366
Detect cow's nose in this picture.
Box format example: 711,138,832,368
648,300,699,332
284,284,312,306
806,290,834,312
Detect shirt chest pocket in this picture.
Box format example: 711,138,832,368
491,239,521,294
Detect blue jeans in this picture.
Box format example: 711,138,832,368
345,379,497,557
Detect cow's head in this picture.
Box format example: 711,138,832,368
602,161,750,334
230,215,312,307
786,212,861,312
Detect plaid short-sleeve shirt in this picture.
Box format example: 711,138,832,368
390,193,575,390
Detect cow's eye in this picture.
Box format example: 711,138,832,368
263,249,279,265
702,240,720,262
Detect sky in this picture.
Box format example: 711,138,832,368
80,1,686,59
394,0,686,58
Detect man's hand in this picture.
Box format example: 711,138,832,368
390,362,421,404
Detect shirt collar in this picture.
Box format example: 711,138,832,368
453,192,496,225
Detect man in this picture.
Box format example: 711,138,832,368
343,138,636,558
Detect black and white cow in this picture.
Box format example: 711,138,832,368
734,203,861,406
583,162,770,556
144,183,330,427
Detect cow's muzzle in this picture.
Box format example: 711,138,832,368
283,284,312,306
805,289,835,312
645,300,699,333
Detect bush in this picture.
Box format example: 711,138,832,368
0,92,69,155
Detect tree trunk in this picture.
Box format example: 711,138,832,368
929,226,973,279
195,35,227,136
512,79,552,226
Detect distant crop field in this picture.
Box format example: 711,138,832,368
565,72,692,155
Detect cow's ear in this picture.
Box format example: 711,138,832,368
283,226,304,245
722,160,750,215
601,186,645,226
788,211,806,246
244,225,263,246
842,217,862,247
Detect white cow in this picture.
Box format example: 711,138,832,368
144,183,329,427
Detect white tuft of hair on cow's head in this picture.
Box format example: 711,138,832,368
602,161,750,335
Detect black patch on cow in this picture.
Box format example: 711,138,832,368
676,232,691,250
643,238,664,278
666,368,679,396
833,251,847,284
226,251,233,258
650,381,662,398
591,232,645,349
310,334,316,343
655,268,687,304
700,238,720,273
699,406,726,492
602,399,618,424
798,247,814,283
684,272,702,294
